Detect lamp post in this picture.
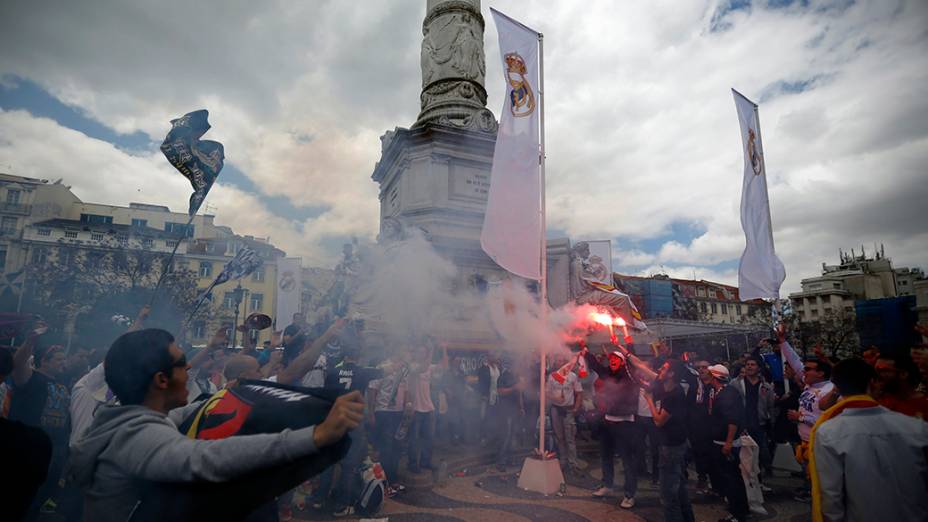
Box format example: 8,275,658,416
230,282,248,349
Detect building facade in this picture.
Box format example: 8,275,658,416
614,273,765,324
0,173,286,346
789,249,924,323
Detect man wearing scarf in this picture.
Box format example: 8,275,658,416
810,358,928,522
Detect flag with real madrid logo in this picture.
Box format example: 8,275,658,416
733,89,786,300
482,8,542,280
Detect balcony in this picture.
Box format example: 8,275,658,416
0,202,31,215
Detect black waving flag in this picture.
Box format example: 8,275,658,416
160,109,224,216
130,381,349,522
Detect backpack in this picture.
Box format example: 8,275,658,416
355,457,386,516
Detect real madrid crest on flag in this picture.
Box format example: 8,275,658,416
482,9,543,280
747,128,763,176
733,89,785,301
505,53,535,117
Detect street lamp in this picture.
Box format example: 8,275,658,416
230,282,248,349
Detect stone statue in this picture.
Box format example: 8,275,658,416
420,11,485,87
414,0,497,132
569,242,637,318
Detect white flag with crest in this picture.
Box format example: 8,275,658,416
481,9,542,280
733,89,786,300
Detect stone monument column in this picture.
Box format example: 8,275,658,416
369,0,505,350
415,0,497,133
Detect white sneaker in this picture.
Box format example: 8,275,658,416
620,496,635,509
591,486,614,497
750,505,769,515
760,484,773,493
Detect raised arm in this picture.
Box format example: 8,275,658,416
276,319,345,385
127,305,151,333
189,327,227,370
12,333,39,386
609,342,658,383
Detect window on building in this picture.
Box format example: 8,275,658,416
0,248,6,270
80,214,113,225
199,261,212,278
6,190,21,204
58,248,72,266
252,266,265,283
64,230,78,239
37,228,51,236
193,321,206,339
711,303,718,314
833,283,841,289
697,287,706,297
721,303,728,314
117,234,128,245
223,292,236,309
700,302,708,313
1,216,17,234
165,222,194,238
131,218,148,228
250,293,264,311
32,247,49,265
91,232,104,242
141,238,153,248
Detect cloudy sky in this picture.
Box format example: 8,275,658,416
1,0,926,294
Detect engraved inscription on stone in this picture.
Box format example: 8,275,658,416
450,163,490,201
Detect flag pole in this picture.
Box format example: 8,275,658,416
753,99,790,393
537,30,547,460
149,211,197,308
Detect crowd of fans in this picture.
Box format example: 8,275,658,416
1,305,926,522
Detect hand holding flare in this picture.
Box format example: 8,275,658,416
588,311,633,346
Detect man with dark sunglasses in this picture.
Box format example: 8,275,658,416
777,325,833,503
69,328,364,522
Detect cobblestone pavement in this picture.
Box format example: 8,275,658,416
296,439,814,522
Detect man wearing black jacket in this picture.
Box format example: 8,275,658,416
706,364,749,522
582,345,644,509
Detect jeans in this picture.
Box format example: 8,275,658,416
710,444,749,520
746,425,771,472
637,416,659,478
600,420,639,498
689,428,716,489
659,444,695,522
488,404,515,465
409,411,435,469
312,428,367,508
374,411,403,484
549,405,578,469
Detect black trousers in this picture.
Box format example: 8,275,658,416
708,444,748,520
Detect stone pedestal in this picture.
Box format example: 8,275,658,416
517,457,565,495
371,124,511,349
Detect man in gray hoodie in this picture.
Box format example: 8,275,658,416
69,328,364,522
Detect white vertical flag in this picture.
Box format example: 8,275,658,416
275,257,303,325
482,9,542,280
733,89,786,300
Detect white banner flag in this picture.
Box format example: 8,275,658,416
275,257,303,327
733,90,786,300
482,9,542,280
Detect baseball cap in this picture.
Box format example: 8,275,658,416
609,351,626,361
708,364,730,380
